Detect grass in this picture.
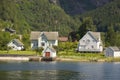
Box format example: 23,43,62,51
58,50,104,57
0,50,36,55
57,50,106,61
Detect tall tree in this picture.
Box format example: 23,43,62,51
106,25,117,46
78,17,96,38
0,32,11,50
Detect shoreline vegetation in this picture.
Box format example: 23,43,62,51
0,50,120,62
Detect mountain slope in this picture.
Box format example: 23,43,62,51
80,0,120,32
0,0,80,36
58,0,112,15
18,0,80,36
0,0,30,33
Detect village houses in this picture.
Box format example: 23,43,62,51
30,31,58,58
77,31,103,52
30,31,58,49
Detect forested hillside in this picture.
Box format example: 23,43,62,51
0,0,30,33
58,0,112,15
0,0,80,36
80,0,120,32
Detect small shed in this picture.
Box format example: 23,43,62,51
105,47,120,57
42,46,56,58
7,39,24,50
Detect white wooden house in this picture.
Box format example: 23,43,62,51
7,39,24,50
105,47,120,57
42,46,56,58
77,31,103,52
30,31,58,50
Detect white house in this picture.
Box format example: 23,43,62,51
42,46,56,58
105,47,120,57
7,39,24,50
77,31,103,52
30,31,58,49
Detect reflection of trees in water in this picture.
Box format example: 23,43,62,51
0,71,8,80
0,70,89,80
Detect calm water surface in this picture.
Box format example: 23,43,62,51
0,61,120,80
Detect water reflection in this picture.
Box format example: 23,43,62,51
0,62,120,80
0,70,89,80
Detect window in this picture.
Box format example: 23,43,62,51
83,40,85,42
12,41,15,44
41,42,45,46
87,39,90,42
91,45,94,48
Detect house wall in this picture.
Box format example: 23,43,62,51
114,52,120,57
38,34,58,49
49,40,58,46
105,48,114,57
42,48,56,57
78,33,102,52
31,40,38,49
38,34,49,49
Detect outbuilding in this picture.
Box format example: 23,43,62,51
42,46,56,58
105,47,120,57
7,39,24,50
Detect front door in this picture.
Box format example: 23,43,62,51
45,52,50,57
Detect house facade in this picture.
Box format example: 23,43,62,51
77,31,103,52
7,39,24,50
42,46,56,58
30,31,58,49
105,47,120,57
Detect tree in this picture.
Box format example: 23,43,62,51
0,32,11,50
105,25,117,46
53,45,58,52
35,47,44,56
22,34,30,50
78,17,96,38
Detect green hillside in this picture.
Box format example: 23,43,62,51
80,0,120,32
0,0,80,36
0,0,30,33
59,0,112,15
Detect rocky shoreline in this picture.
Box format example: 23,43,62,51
0,56,117,62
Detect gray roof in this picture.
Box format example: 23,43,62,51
30,31,58,40
88,31,100,41
30,31,41,40
109,47,120,51
13,39,24,46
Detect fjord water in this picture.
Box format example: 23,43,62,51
0,62,120,80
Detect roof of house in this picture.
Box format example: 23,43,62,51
8,39,24,46
13,39,24,46
30,31,41,40
5,28,16,33
30,31,58,40
58,37,68,42
109,47,120,51
88,31,100,41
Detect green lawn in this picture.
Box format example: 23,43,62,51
0,50,36,55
